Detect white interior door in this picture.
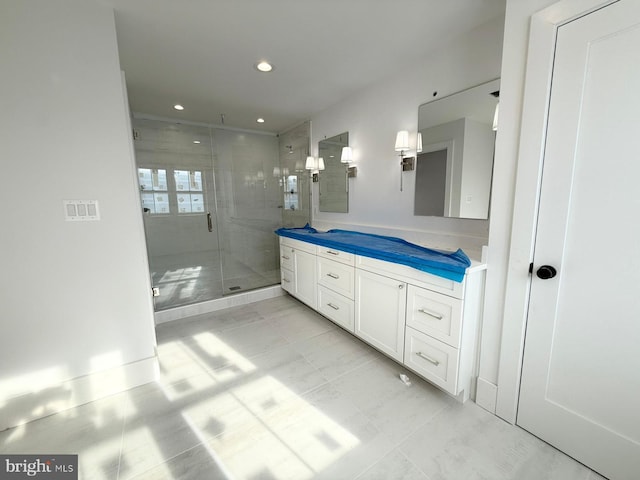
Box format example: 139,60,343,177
517,2,640,480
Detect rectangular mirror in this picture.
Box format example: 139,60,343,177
319,132,349,213
416,78,499,219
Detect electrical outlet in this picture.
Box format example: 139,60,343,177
152,287,160,297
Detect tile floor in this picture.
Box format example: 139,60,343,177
0,295,604,480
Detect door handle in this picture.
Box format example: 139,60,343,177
536,265,557,279
206,212,213,232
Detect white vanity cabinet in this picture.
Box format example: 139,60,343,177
316,246,355,331
404,285,466,397
279,237,317,309
354,269,406,361
278,235,485,401
279,244,295,294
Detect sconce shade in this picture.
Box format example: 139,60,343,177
395,130,409,151
305,156,325,173
416,133,423,153
305,156,315,170
273,166,281,177
341,146,353,163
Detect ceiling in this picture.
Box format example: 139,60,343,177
104,0,505,133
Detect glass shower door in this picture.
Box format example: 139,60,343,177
133,117,286,310
212,129,282,294
134,119,223,310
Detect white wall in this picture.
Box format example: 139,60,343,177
0,0,158,429
309,16,504,259
475,0,559,415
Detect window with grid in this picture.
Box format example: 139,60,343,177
174,170,204,213
138,168,170,214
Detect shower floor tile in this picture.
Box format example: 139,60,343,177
150,251,279,310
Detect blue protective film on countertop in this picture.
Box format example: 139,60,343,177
275,225,470,282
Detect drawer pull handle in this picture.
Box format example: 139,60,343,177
326,250,340,255
327,303,340,310
281,255,290,260
416,352,440,366
327,273,340,279
418,308,443,320
282,278,291,283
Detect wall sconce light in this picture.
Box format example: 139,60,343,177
395,130,415,191
341,146,357,178
305,156,325,182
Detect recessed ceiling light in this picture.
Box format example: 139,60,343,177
193,140,201,144
255,61,273,73
174,104,184,111
257,118,265,123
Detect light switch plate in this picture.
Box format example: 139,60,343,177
64,200,100,221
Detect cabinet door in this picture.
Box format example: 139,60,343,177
355,269,406,361
293,249,317,309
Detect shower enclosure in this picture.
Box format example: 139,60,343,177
133,118,310,311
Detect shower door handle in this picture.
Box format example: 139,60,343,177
206,212,213,232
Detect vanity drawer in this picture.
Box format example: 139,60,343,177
318,285,354,332
280,236,316,255
279,246,294,271
406,285,462,348
317,246,355,266
356,255,464,299
317,257,355,299
280,267,294,294
404,326,459,395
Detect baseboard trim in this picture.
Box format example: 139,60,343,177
475,377,498,415
1,356,158,432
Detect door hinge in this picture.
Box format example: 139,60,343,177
529,262,534,274
133,128,140,140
